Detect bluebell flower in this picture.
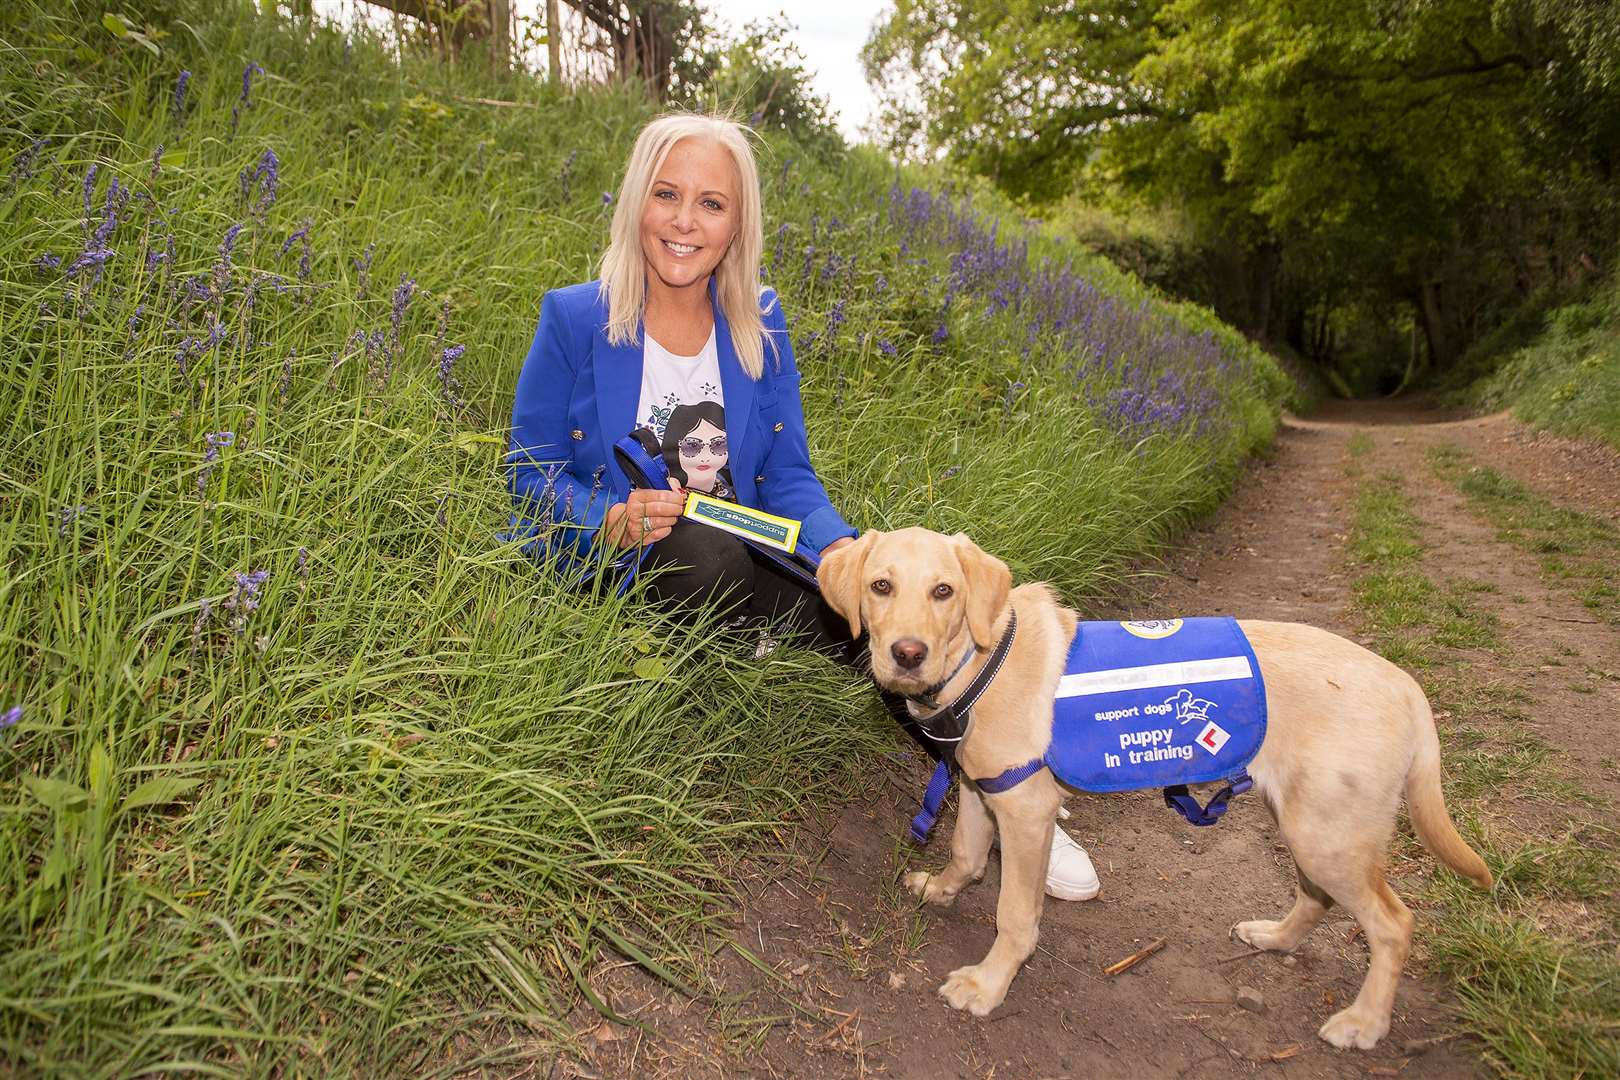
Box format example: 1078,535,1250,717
439,343,466,410
239,148,280,220
230,62,265,138
57,504,89,536
601,191,614,205
196,430,235,496
353,242,376,298
223,568,270,634
32,253,62,276
4,137,48,197
0,705,19,730
172,70,191,123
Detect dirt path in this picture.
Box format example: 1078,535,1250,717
564,402,1620,1079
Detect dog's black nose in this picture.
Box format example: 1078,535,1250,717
891,638,928,670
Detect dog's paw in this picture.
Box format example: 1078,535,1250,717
1233,918,1292,952
938,964,1008,1017
1318,1006,1389,1050
904,870,957,905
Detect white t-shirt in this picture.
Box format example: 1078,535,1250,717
635,328,734,498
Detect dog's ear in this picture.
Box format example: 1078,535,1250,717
816,531,880,640
951,532,1011,651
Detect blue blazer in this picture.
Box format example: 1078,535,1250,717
506,279,857,574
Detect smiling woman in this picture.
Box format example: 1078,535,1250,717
505,111,853,625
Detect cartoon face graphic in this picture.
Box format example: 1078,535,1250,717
677,419,728,492
661,401,733,497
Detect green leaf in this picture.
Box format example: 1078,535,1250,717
632,657,667,681
23,775,89,813
101,13,130,37
130,31,161,57
452,432,503,454
122,777,202,813
159,148,186,168
39,841,70,892
88,743,112,801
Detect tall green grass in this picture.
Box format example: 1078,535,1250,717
1464,270,1620,449
1,1,1285,1072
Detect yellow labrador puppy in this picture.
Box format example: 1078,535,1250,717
817,527,1492,1050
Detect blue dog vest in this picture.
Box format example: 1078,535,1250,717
910,617,1267,842
1042,617,1266,792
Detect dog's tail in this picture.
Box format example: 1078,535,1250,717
1406,696,1494,889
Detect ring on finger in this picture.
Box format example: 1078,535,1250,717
641,514,653,537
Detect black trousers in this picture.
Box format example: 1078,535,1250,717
642,520,944,763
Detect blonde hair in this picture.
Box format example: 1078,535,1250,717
599,113,772,379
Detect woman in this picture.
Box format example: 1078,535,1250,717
505,113,1098,901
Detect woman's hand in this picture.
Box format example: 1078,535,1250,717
603,481,686,548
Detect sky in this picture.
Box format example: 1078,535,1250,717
704,2,885,142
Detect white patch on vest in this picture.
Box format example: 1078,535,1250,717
1196,721,1231,755
1120,618,1184,639
1058,655,1255,699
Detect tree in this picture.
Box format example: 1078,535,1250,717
865,0,1620,380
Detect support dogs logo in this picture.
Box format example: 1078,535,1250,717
1120,618,1184,639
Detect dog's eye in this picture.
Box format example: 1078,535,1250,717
870,578,891,595
932,583,954,599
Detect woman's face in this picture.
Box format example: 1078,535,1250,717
640,137,739,300
677,418,728,492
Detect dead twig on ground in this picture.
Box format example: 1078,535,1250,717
1102,937,1165,975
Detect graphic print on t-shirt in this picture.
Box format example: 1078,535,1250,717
635,330,733,499
656,402,733,498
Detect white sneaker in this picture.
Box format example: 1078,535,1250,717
1046,824,1101,901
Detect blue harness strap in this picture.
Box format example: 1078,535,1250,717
910,761,955,844
1163,769,1253,826
976,757,1047,794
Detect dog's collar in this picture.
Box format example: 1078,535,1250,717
902,610,1018,749
905,642,978,711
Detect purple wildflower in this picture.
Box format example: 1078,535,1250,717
57,504,89,536
6,137,49,197
191,598,213,649
559,148,577,202
0,705,19,730
213,223,244,290
353,242,376,298
435,493,451,527
296,546,309,582
439,343,466,410
877,338,897,357
230,62,265,138
223,569,270,634
238,148,280,220
65,250,115,278
939,465,962,481
172,70,191,123
196,430,235,496
387,273,415,370
81,164,97,224
601,191,613,205
32,253,62,276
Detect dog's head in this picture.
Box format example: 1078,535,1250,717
817,527,1011,694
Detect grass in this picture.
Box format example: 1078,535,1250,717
1346,464,1620,1077
1429,446,1620,626
0,1,1289,1073
1462,272,1620,450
